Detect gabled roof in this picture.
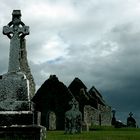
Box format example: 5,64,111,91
32,75,72,111
68,77,87,94
68,77,98,109
88,86,106,105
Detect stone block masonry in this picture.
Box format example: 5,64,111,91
84,105,111,128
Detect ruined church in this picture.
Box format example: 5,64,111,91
32,75,112,130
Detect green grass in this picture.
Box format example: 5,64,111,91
47,128,140,140
0,127,139,140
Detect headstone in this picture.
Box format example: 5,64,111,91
127,112,136,128
111,109,116,126
65,98,82,134
0,10,46,139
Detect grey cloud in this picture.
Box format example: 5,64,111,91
0,0,140,124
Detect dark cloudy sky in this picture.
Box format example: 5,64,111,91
0,0,140,125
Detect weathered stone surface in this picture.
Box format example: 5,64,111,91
20,38,36,98
1,10,36,110
0,10,46,140
84,105,99,127
1,10,31,111
0,72,30,111
0,111,34,126
65,98,82,134
2,9,35,99
0,125,46,140
98,104,112,126
84,105,111,127
3,10,29,73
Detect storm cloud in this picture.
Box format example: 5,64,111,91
0,0,140,124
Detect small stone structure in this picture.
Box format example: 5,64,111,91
111,109,116,126
127,112,136,128
65,98,82,134
0,10,46,139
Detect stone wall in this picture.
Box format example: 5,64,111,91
84,105,111,127
98,104,112,126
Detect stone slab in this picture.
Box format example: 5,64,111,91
0,111,34,126
0,125,46,140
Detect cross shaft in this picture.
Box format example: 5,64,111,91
3,10,29,72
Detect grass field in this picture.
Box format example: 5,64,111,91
47,128,140,140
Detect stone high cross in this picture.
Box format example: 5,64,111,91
3,10,29,72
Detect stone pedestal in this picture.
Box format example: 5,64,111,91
0,72,30,111
0,72,46,139
0,73,46,139
0,125,46,140
0,111,34,126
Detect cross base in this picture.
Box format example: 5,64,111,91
0,125,46,140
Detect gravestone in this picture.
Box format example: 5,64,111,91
127,112,136,128
0,10,46,139
65,98,82,134
111,109,116,126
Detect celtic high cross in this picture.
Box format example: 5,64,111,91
3,10,29,72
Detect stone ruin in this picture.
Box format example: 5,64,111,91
32,75,73,130
0,10,46,139
32,75,112,131
69,78,112,130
